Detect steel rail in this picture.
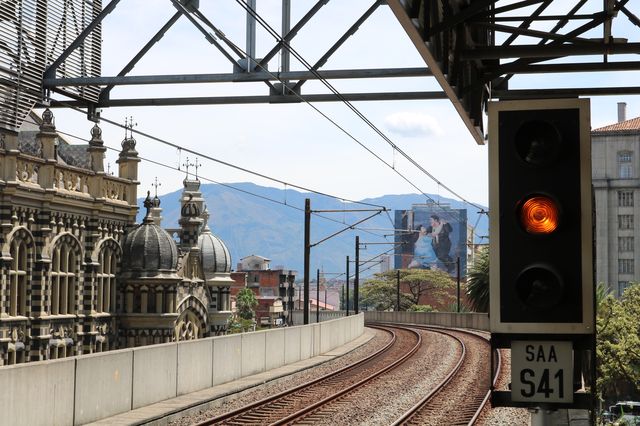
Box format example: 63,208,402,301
196,325,404,425
469,339,502,425
389,326,469,426
272,325,423,425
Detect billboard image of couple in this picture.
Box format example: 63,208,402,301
395,205,467,277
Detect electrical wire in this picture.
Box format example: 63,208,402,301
45,4,486,238
43,120,389,239
233,0,486,213
52,101,387,211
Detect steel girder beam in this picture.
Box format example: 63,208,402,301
386,0,640,144
49,91,448,108
44,0,437,115
44,67,432,87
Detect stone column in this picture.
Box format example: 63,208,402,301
116,136,140,206
37,109,58,190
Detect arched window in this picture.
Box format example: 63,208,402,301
50,238,79,315
97,246,118,313
9,239,28,316
618,151,634,178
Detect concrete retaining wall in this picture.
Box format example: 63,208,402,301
291,310,346,325
364,311,489,331
0,358,75,426
1,313,364,425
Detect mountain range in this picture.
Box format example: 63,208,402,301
137,182,488,276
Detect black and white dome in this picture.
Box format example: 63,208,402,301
121,193,179,277
198,207,231,277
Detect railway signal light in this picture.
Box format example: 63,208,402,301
488,99,594,335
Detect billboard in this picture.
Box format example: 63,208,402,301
395,204,467,277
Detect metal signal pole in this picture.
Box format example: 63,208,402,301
304,198,310,324
346,255,350,316
316,268,320,323
456,256,461,313
355,235,360,314
396,269,401,311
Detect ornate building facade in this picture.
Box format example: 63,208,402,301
592,103,640,296
0,110,233,366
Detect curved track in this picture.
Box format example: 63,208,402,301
197,325,421,426
386,325,499,426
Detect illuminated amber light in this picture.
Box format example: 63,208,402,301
520,196,559,234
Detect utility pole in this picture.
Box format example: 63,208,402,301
346,255,350,316
304,198,310,324
355,235,360,314
316,268,320,323
396,269,400,311
456,256,461,313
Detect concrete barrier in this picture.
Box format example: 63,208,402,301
363,311,489,331
299,323,314,359
74,349,134,425
0,358,75,426
212,334,242,386
284,326,302,364
133,342,178,409
241,331,266,377
177,339,213,395
1,313,364,425
265,328,285,371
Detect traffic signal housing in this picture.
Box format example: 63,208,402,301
488,99,593,335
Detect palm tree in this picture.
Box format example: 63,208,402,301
466,247,489,312
236,288,258,320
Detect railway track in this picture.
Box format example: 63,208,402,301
386,325,499,426
197,325,422,425
188,324,499,426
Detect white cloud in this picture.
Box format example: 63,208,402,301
384,111,444,138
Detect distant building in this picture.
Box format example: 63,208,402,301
235,258,297,326
592,102,640,296
239,254,271,271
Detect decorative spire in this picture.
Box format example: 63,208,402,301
194,157,202,179
121,116,137,153
143,191,154,223
152,177,162,207
89,123,103,146
201,205,211,232
40,108,55,132
182,156,193,179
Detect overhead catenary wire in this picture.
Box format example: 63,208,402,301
52,101,388,211
43,120,389,239
143,0,477,226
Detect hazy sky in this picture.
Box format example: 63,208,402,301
49,0,640,207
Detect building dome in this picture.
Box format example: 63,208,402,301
121,193,179,277
198,208,231,276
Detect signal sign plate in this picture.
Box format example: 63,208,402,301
511,340,573,403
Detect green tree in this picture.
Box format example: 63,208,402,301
361,269,455,310
360,273,413,311
403,268,455,306
236,287,258,320
466,247,490,312
596,283,640,403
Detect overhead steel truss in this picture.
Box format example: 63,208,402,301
36,0,640,144
42,0,441,116
388,0,640,144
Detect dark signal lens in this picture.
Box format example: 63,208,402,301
515,120,562,167
516,265,564,311
520,196,560,234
